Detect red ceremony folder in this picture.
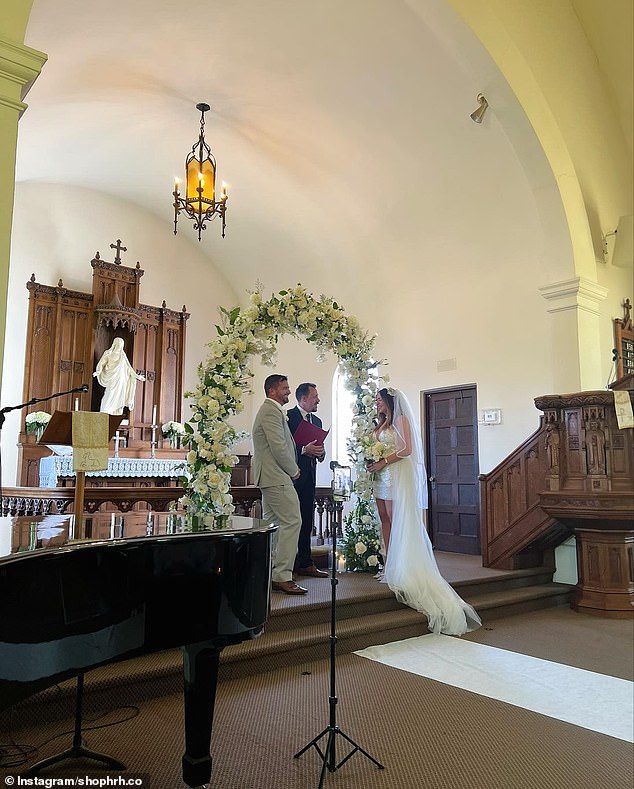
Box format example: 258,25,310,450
292,418,329,446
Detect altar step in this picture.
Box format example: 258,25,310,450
33,565,573,704
217,575,573,682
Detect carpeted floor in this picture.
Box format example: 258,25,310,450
2,606,632,789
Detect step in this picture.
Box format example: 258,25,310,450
219,607,429,682
18,578,574,708
453,565,555,599
470,583,574,621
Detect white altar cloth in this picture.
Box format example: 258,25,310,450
39,455,186,487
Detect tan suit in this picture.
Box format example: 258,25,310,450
252,398,301,582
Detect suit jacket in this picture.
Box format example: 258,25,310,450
252,399,299,488
287,406,323,489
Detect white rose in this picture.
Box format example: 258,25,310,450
367,555,379,566
355,541,367,555
361,515,372,524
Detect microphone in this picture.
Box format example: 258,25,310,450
612,348,619,362
80,383,89,392
329,461,341,471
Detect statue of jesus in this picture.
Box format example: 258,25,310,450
93,338,145,415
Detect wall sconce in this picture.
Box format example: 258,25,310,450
470,93,489,123
173,102,228,241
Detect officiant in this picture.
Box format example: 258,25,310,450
288,383,328,578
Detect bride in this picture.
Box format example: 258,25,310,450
366,387,481,636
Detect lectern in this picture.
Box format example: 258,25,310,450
39,411,124,524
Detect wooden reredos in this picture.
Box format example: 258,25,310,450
22,240,189,446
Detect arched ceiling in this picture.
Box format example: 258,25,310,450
16,0,572,305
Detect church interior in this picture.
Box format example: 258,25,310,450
0,1,632,787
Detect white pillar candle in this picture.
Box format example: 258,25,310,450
74,398,79,411
152,404,157,425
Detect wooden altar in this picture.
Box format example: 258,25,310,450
17,240,189,486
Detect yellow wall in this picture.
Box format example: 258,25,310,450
448,0,633,278
0,0,45,378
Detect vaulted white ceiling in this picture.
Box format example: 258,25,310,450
16,0,569,309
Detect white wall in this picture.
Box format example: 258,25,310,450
1,182,237,485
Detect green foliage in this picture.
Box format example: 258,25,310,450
340,498,382,572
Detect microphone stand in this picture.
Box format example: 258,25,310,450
294,463,384,787
1,384,126,777
0,384,89,506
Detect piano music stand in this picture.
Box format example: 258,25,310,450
38,410,124,528
25,410,126,778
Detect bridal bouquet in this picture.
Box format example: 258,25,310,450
162,420,186,448
25,411,51,441
340,497,382,572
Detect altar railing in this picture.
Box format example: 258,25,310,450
1,485,344,540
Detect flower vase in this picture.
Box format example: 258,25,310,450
188,512,230,532
35,426,44,443
169,435,180,449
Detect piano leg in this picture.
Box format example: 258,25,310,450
182,644,222,789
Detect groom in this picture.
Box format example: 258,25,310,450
287,382,328,578
252,374,307,595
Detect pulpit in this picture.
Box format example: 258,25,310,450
535,379,633,618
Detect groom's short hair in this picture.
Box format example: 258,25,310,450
264,374,288,395
295,382,316,401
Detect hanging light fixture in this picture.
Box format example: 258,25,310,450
173,102,228,241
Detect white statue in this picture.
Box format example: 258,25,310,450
93,338,145,415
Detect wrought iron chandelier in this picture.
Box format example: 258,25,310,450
173,102,228,241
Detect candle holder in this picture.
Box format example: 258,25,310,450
113,430,122,459
150,422,158,459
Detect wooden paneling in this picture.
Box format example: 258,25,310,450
18,246,189,484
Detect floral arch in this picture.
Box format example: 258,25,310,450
182,285,385,520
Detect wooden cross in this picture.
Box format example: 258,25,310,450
110,239,127,264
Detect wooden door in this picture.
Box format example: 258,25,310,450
425,386,480,554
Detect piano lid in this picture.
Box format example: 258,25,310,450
0,512,276,563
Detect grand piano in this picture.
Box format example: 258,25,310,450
0,512,276,787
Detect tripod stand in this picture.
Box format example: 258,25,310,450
24,671,126,776
294,468,384,788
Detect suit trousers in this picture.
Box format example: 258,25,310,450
294,476,316,569
261,484,302,583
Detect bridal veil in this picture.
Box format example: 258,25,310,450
382,389,481,636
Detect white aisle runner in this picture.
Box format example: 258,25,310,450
355,634,633,742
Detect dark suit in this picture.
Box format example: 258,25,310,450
287,405,323,569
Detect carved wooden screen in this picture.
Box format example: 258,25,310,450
18,242,189,484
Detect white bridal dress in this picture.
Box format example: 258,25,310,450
374,392,481,637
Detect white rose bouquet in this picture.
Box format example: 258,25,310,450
25,411,51,441
162,420,186,448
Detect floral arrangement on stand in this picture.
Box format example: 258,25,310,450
161,420,186,448
340,496,383,572
183,284,381,527
25,411,51,442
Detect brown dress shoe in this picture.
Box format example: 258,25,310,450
272,580,308,595
296,564,329,578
